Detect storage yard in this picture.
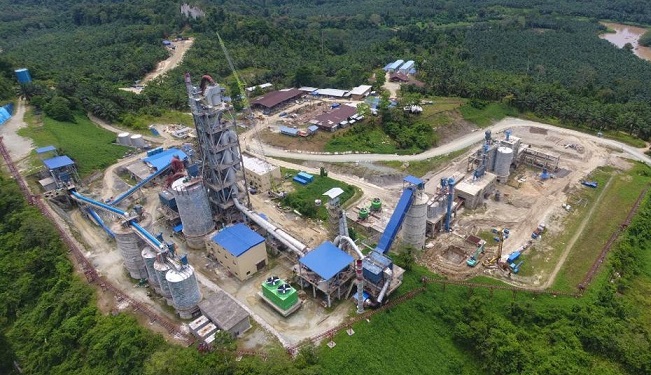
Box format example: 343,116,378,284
5,73,647,353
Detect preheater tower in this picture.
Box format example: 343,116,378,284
184,73,248,224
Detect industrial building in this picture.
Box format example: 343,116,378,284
41,152,80,188
199,291,251,337
207,223,268,281
349,85,372,100
251,88,304,112
314,88,351,98
298,241,355,308
242,154,281,192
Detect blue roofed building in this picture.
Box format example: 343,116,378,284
42,154,80,188
398,60,415,74
298,241,355,307
206,223,268,281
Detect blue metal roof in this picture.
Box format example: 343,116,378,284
404,175,424,186
211,223,265,257
0,107,10,125
36,145,56,154
143,148,187,171
300,241,353,280
389,60,404,70
280,126,299,136
43,155,74,169
399,60,415,71
173,223,183,233
307,125,319,132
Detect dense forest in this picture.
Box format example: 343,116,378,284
2,0,651,138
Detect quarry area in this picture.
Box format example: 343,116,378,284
2,74,645,354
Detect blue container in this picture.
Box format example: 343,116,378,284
186,163,200,178
15,68,32,84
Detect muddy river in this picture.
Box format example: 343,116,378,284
600,22,651,62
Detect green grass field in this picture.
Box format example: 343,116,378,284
379,147,469,177
18,111,129,177
121,110,194,130
459,102,518,127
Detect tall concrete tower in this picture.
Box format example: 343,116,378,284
185,73,248,224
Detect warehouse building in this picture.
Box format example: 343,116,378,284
242,154,281,192
199,291,251,337
350,85,373,100
206,223,268,281
251,88,304,112
309,104,358,132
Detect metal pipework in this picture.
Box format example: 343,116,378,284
376,268,394,304
355,259,364,314
333,235,365,259
233,198,308,257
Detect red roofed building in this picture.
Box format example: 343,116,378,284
310,105,358,132
251,89,304,112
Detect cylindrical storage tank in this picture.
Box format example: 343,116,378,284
171,177,213,249
117,132,131,146
403,192,428,249
14,68,32,84
112,212,152,279
130,134,146,148
166,265,202,319
154,258,174,305
427,201,439,218
495,147,514,182
141,247,161,294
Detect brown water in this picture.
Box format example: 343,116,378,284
600,22,651,62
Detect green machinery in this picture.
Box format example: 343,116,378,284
358,207,370,220
466,243,485,267
370,198,382,212
261,276,299,311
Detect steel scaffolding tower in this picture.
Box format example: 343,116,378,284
185,73,249,223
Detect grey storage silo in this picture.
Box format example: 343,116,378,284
117,132,131,146
154,257,174,305
495,147,514,182
112,212,153,279
166,265,202,319
141,247,161,294
171,177,214,249
402,192,428,249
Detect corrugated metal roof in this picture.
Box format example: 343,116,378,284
211,223,265,257
280,126,299,136
36,145,56,154
315,88,350,97
404,175,424,186
142,148,187,171
349,85,372,96
252,88,303,108
307,125,319,132
375,187,414,253
43,155,74,169
300,241,353,280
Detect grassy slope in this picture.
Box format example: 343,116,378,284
18,111,129,177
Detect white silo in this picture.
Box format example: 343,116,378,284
112,212,152,279
117,132,131,146
141,247,161,294
166,264,202,319
130,134,146,148
171,177,214,249
495,147,514,183
154,257,174,305
403,191,429,249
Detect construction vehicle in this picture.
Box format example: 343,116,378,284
510,260,524,274
531,223,546,239
581,180,598,188
483,228,506,266
466,244,485,267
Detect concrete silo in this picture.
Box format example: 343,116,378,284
112,212,153,279
166,262,202,319
171,177,214,249
402,191,429,249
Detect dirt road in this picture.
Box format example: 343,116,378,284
0,100,33,164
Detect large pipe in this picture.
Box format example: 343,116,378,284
355,259,364,314
376,268,393,304
110,165,171,206
233,198,307,257
70,190,127,217
333,235,364,259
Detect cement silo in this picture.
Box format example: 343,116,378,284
130,134,146,148
112,212,152,279
403,192,429,249
166,264,202,319
171,177,214,249
495,147,514,183
141,247,161,294
117,132,131,146
154,256,174,305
